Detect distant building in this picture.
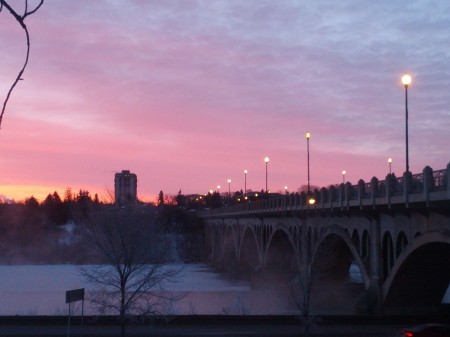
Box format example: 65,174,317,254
114,170,137,205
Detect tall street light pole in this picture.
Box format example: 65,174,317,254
244,170,247,194
402,73,412,173
227,179,231,196
305,132,315,205
306,132,311,193
264,157,270,193
342,170,346,184
388,157,392,174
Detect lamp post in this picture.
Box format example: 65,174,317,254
306,132,311,193
227,179,231,196
402,73,412,173
342,170,346,184
217,185,220,194
306,132,315,205
264,157,270,192
284,185,288,194
244,169,247,194
388,157,392,174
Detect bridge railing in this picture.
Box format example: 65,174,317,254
198,163,450,217
411,173,424,193
433,169,447,190
378,181,386,198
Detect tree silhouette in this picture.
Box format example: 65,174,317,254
79,205,181,337
157,190,164,206
0,0,44,128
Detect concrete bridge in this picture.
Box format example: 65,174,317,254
198,163,450,314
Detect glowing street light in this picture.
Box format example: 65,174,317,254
227,179,231,196
284,185,288,194
264,157,270,192
306,132,311,193
217,185,220,193
388,157,393,174
306,132,315,205
244,169,247,194
402,73,412,173
342,170,346,184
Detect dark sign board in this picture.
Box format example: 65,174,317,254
66,288,85,304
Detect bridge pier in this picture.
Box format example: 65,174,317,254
367,215,382,313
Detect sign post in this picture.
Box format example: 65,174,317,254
66,288,85,337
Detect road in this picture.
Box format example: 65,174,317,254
0,315,443,337
0,322,406,336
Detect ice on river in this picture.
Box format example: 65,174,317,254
0,264,288,316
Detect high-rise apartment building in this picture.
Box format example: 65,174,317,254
114,170,137,205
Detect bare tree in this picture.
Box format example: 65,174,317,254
79,205,181,337
289,218,328,336
290,230,357,335
289,253,314,335
0,0,44,128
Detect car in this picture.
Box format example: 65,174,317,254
401,324,450,337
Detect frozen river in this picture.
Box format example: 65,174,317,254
0,264,448,316
0,264,289,316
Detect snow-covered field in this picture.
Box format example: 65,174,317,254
0,264,288,316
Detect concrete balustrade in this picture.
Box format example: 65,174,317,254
199,163,450,218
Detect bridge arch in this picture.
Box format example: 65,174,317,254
361,230,370,270
238,225,261,275
396,231,408,258
352,229,360,254
381,232,394,282
221,222,239,270
383,231,450,311
310,225,369,313
262,225,296,288
205,219,227,265
313,225,370,288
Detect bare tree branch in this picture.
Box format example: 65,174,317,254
79,205,183,337
0,0,44,129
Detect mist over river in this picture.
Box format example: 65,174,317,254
0,264,291,316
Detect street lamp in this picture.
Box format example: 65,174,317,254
402,73,412,173
306,132,311,193
342,170,346,184
217,185,220,194
306,132,315,205
284,185,288,194
264,157,270,192
227,179,231,196
388,157,392,174
244,169,247,194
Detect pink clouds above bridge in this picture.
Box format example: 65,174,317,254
1,1,449,202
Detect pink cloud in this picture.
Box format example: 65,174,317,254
1,1,449,201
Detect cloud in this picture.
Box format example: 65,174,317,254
1,0,449,200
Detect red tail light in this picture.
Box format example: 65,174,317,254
401,330,413,337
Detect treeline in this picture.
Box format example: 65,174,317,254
156,189,277,210
0,189,205,264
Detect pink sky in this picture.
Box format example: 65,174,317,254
1,1,449,202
